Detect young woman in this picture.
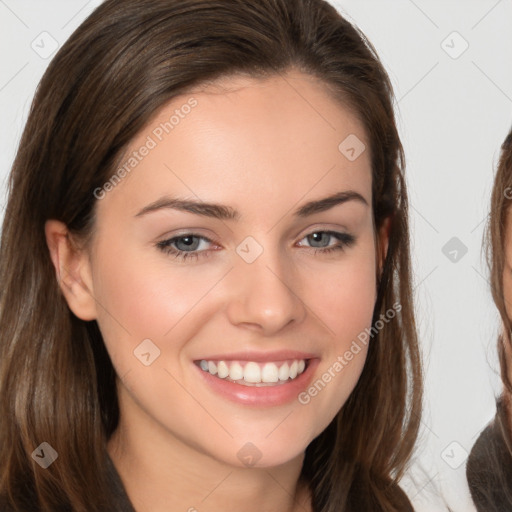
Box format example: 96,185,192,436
466,127,512,510
0,0,422,510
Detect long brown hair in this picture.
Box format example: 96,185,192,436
486,127,512,397
0,1,422,510
466,127,512,510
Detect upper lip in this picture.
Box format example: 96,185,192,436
193,350,318,363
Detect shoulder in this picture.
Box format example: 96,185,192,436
466,412,512,511
0,451,135,512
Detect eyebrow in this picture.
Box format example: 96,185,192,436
134,190,368,220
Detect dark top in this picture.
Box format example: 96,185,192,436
0,452,136,512
104,452,137,511
466,410,512,511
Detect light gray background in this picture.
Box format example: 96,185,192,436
1,1,512,510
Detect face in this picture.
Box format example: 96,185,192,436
503,208,512,373
52,71,387,469
505,210,512,312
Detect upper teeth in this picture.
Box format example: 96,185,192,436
198,359,307,384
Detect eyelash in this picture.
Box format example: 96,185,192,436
156,230,356,261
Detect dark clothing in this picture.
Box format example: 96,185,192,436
467,407,512,511
0,452,136,512
104,452,137,511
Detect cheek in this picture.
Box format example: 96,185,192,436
293,238,377,415
323,265,375,330
306,242,377,345
89,242,226,365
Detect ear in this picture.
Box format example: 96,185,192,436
375,216,391,283
44,220,97,321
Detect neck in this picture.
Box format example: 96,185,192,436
107,389,312,512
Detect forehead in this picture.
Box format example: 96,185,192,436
96,71,372,219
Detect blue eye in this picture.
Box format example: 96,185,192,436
301,231,356,253
156,231,356,261
156,234,214,261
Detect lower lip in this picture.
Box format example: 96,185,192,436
193,359,320,407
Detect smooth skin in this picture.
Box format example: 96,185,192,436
503,209,512,384
45,70,389,512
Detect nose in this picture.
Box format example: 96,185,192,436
225,247,307,335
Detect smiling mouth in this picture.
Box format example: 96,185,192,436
194,358,310,387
